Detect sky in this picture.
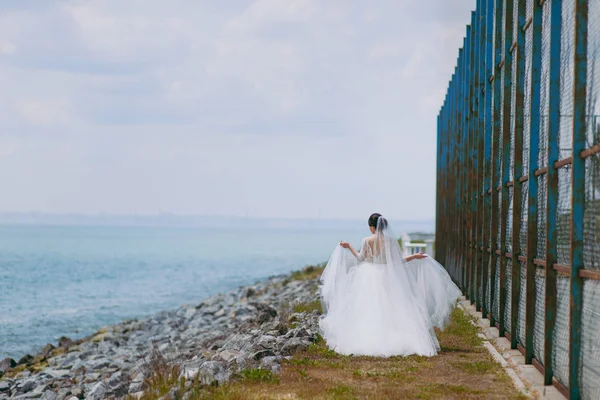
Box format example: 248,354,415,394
0,0,475,220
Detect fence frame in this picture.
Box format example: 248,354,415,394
436,0,600,397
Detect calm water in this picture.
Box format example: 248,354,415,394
0,222,431,359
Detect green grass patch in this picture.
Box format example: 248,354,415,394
283,264,326,285
292,299,323,314
239,368,279,384
328,384,355,399
457,360,496,374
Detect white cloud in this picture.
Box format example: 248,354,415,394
0,0,476,220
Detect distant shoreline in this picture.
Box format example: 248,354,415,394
0,213,435,232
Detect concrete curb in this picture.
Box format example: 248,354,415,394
458,298,565,400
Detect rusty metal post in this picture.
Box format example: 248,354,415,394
499,0,515,338
490,0,505,328
569,0,588,396
511,0,527,350
482,0,494,320
543,0,562,385
473,0,483,308
477,0,487,313
468,11,477,303
525,0,543,366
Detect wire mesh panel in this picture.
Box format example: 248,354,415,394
517,260,527,346
581,279,600,399
557,166,572,265
533,269,545,364
523,0,534,177
553,274,570,388
505,258,512,332
560,0,575,162
521,186,529,254
584,0,600,271
493,256,500,322
507,187,514,252
538,175,548,258
584,156,600,270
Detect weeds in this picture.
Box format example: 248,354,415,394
135,342,184,400
292,299,323,314
238,368,279,384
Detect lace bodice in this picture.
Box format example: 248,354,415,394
358,236,388,264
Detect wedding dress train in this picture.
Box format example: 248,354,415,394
318,219,461,357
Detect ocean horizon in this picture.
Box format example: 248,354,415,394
0,218,434,360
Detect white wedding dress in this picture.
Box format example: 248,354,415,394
318,220,461,357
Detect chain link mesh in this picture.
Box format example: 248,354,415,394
581,279,600,399
504,259,513,332
517,260,527,346
553,274,571,388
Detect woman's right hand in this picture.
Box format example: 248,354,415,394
339,241,350,249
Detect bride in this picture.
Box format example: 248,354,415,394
318,213,461,357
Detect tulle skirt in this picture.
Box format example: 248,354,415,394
405,257,463,330
319,262,441,357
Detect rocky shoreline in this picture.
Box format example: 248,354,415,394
0,267,323,399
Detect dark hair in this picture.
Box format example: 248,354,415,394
368,213,387,231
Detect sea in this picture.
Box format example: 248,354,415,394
0,218,434,360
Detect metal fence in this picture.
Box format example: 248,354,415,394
436,0,600,398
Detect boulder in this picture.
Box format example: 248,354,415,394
40,391,57,400
41,344,56,358
17,354,35,366
86,382,107,400
57,337,74,349
196,361,229,386
281,338,310,355
0,358,16,373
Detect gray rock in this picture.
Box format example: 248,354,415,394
57,337,73,349
83,373,101,383
69,359,85,373
221,334,254,352
56,388,71,400
257,335,277,349
33,384,50,394
252,303,278,324
59,353,81,369
40,391,57,400
196,361,229,385
0,382,9,393
17,355,34,366
21,380,37,393
0,358,16,373
212,350,243,363
86,382,106,400
128,381,144,394
260,356,282,374
44,370,70,379
252,350,276,360
88,358,110,370
69,387,83,399
41,344,56,358
281,338,310,355
214,309,226,318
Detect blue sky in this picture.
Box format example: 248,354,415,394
0,0,475,220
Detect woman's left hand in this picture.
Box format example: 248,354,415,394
413,253,428,260
339,241,351,249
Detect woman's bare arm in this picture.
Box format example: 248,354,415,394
340,241,360,258
405,253,428,262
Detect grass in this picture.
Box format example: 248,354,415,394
238,368,279,384
292,299,323,314
170,307,524,399
282,264,326,285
